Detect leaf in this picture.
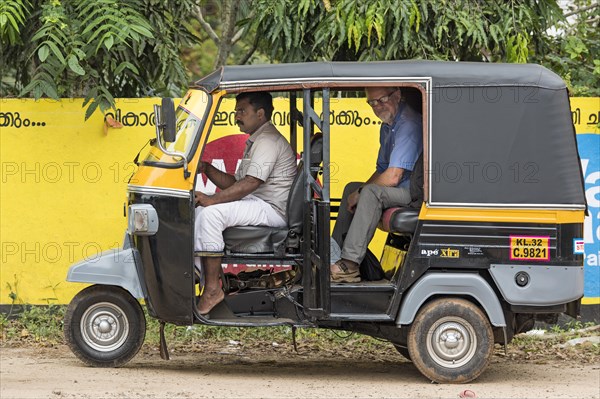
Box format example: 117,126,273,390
31,27,50,42
373,14,383,45
129,24,153,38
113,61,135,75
38,45,49,62
365,3,375,46
104,34,114,51
3,12,19,32
84,101,99,120
67,54,85,76
85,24,113,45
353,20,361,51
42,81,58,99
299,0,310,17
73,48,86,58
44,41,66,64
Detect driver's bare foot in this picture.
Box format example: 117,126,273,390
197,289,225,315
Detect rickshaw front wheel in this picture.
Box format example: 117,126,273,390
64,285,146,367
407,298,493,384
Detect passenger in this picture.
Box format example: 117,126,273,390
194,92,297,315
331,87,422,282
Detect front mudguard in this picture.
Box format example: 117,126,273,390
66,248,145,299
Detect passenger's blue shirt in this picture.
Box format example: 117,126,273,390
376,102,423,189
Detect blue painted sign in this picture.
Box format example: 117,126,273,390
577,133,600,302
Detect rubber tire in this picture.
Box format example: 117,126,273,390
407,298,493,384
393,344,412,361
64,285,146,367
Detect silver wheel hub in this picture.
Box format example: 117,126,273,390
426,316,477,368
80,302,129,352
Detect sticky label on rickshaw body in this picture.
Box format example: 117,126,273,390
510,236,550,261
573,238,585,255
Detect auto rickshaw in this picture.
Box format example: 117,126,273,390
63,61,586,383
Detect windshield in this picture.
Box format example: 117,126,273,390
144,90,211,165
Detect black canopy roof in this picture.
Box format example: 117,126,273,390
193,61,584,208
194,60,566,92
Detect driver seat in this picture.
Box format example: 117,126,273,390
222,134,323,256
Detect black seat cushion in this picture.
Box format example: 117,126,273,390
379,207,419,233
378,152,422,234
223,226,288,254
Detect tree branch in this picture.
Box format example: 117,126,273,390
564,3,599,18
195,5,220,45
239,35,259,65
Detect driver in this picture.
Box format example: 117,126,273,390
194,92,297,315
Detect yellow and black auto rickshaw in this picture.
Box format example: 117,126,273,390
64,61,586,383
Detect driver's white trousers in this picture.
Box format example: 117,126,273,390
194,194,286,255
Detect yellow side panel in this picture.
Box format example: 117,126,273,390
419,206,585,224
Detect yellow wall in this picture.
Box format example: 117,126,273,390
1,99,159,303
0,96,598,304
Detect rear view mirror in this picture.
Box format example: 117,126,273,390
152,98,190,179
161,98,176,143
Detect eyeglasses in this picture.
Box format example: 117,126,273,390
366,90,397,107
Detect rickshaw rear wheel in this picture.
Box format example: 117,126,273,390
64,285,146,367
407,298,493,384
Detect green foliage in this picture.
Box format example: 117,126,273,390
1,0,197,119
0,304,384,349
0,0,30,45
232,0,595,95
20,1,74,100
531,0,599,96
3,0,597,122
5,274,20,308
563,320,597,331
244,0,563,63
19,305,66,342
0,305,65,343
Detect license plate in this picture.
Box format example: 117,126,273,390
510,236,550,261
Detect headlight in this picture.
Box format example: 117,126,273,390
128,204,159,235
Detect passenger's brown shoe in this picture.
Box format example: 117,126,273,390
330,259,360,283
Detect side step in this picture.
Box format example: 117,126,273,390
194,299,297,326
329,280,396,321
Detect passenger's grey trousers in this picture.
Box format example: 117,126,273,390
332,182,411,264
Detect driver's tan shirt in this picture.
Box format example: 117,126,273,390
235,121,297,219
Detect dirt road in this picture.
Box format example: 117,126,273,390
1,344,599,399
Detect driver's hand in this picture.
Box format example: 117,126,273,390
347,190,360,214
194,191,214,207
